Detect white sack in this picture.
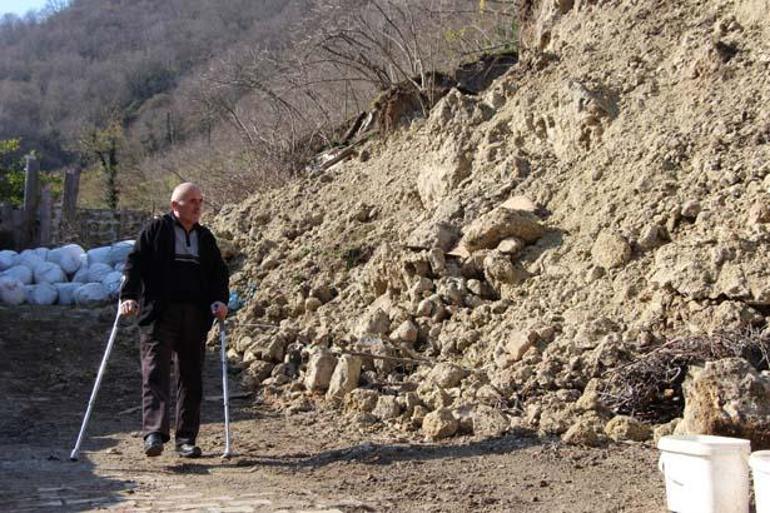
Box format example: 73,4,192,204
86,246,112,266
26,283,58,305
55,282,80,305
0,250,17,271
0,277,26,305
74,283,110,306
71,265,90,283
102,271,123,297
2,265,33,285
47,244,85,274
17,250,44,271
109,240,134,266
33,262,66,285
87,263,113,283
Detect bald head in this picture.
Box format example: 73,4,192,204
170,182,204,229
171,182,201,203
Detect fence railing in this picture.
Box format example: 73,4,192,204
0,155,149,250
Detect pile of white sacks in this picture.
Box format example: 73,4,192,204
0,241,133,306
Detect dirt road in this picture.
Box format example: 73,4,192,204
0,305,666,512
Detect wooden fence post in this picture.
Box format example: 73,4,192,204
38,184,52,246
22,155,40,248
62,167,80,222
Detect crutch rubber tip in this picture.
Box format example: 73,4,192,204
69,456,78,462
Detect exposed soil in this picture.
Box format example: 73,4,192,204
0,305,666,512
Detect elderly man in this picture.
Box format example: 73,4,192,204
120,183,229,458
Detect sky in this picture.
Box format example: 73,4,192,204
2,0,49,17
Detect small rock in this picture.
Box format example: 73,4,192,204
497,236,526,255
748,200,770,225
653,418,681,444
372,395,402,420
304,297,322,312
354,307,391,337
681,200,701,219
427,248,447,275
416,298,435,317
428,362,468,388
423,408,459,439
472,406,510,438
461,207,546,252
591,231,632,269
604,415,652,442
345,388,380,413
505,330,539,362
411,405,429,428
390,320,419,345
637,224,667,251
243,362,274,387
562,412,607,447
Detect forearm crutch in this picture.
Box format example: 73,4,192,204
218,318,234,458
69,302,122,461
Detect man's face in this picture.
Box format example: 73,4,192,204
172,188,204,226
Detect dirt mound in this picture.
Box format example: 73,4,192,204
210,0,770,444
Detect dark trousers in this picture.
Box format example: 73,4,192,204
139,302,210,445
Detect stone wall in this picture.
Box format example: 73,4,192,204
55,208,150,247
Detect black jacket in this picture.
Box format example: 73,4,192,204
120,212,229,326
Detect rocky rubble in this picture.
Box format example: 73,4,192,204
208,0,770,446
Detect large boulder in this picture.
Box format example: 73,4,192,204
461,207,545,252
304,350,338,392
327,355,363,400
678,358,770,448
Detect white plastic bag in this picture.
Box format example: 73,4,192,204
17,250,44,271
70,253,89,282
87,263,113,283
26,283,58,305
0,250,17,271
2,265,33,285
109,240,134,266
102,271,123,297
33,262,66,285
86,246,112,266
74,283,110,306
0,277,26,305
55,282,80,305
47,244,85,274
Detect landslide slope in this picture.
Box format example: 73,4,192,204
211,0,770,441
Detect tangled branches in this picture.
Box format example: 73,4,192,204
600,329,770,423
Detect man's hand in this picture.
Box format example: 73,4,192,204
120,299,139,317
211,301,228,320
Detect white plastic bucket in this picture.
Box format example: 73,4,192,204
658,434,750,513
750,451,770,513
